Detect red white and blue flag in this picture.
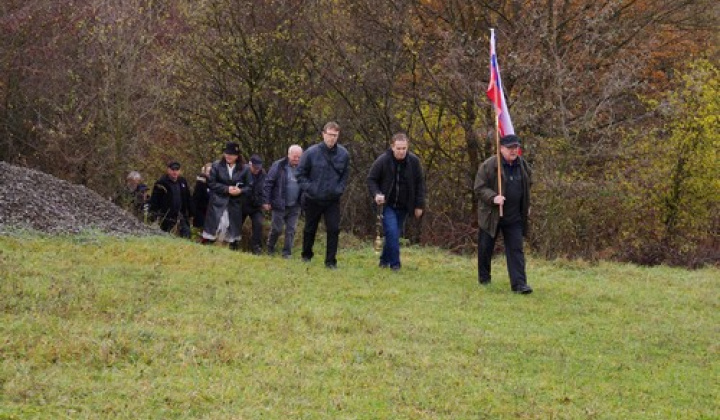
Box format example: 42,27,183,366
487,29,515,137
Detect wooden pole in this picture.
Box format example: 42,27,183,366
495,112,503,218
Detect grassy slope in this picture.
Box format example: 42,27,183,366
0,235,717,419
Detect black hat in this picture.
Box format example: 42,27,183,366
500,134,521,147
223,142,240,155
167,161,181,170
249,154,263,167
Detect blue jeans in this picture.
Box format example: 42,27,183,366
380,206,408,268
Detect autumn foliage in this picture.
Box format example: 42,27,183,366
1,0,717,266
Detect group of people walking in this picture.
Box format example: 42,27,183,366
118,121,534,294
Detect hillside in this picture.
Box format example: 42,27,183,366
1,235,717,419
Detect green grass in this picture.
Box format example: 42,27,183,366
0,234,718,419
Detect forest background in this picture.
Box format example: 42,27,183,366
1,0,718,267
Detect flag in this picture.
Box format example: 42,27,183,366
487,29,515,137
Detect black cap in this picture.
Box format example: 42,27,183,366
167,161,181,170
500,134,521,147
249,154,263,167
223,142,240,155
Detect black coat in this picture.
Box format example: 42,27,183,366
203,159,252,240
192,176,210,228
149,175,193,232
367,150,426,211
243,167,266,214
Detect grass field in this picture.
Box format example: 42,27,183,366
0,234,718,419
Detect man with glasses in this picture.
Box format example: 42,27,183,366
149,160,194,238
474,134,534,294
297,121,350,269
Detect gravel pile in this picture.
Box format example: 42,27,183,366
0,161,161,236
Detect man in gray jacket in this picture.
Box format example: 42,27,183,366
296,121,350,269
262,145,303,258
474,134,533,294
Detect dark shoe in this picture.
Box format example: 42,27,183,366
478,279,491,286
390,264,401,272
513,284,533,294
200,238,215,245
302,257,311,263
229,241,240,251
379,262,389,269
325,263,337,270
252,247,262,255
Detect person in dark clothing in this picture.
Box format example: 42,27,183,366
149,161,194,238
115,171,150,222
296,121,350,269
262,145,303,258
241,154,266,254
202,142,252,250
474,134,533,294
192,163,212,230
367,133,426,271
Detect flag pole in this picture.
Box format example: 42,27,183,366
495,110,503,218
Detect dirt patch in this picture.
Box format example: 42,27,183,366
0,161,161,236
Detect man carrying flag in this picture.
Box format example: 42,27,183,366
474,29,534,294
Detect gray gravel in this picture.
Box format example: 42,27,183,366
0,161,161,236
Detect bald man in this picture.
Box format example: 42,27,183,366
262,145,304,258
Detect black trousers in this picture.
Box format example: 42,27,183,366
302,198,341,265
160,214,191,239
478,220,528,289
241,209,264,253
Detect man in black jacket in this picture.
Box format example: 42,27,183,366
367,133,426,271
149,161,194,238
296,121,350,269
241,154,266,254
262,145,303,258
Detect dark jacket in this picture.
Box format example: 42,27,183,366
264,157,302,211
203,159,252,239
367,149,426,211
296,142,350,202
115,183,150,221
149,175,193,232
474,155,532,238
192,175,210,228
243,166,266,214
